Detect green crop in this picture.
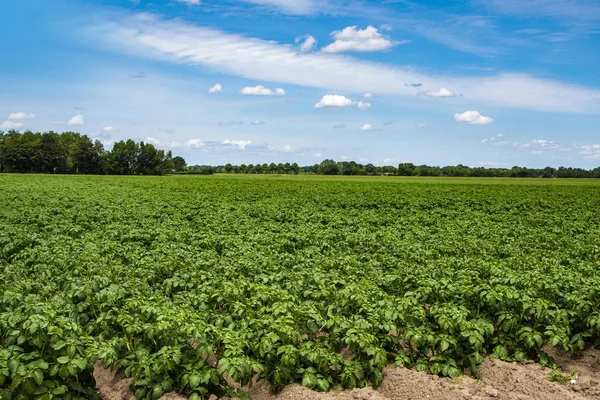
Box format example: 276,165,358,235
1,174,599,399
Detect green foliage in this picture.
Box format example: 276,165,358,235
0,131,178,175
548,367,578,384
1,175,600,398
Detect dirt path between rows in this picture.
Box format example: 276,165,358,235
95,346,600,400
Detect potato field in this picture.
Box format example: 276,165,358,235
1,175,600,400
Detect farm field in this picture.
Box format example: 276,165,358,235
1,174,600,400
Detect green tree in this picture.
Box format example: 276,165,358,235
173,156,187,172
319,159,341,175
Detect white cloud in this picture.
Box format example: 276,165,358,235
362,92,373,98
175,0,200,5
418,88,456,97
0,121,24,129
209,83,223,94
296,35,317,52
186,139,204,148
322,26,400,53
67,115,85,126
580,144,600,159
237,0,318,15
357,101,372,110
8,112,36,120
95,14,600,114
251,119,266,125
144,136,185,148
241,85,285,96
481,138,489,143
314,153,323,157
103,126,115,132
223,139,252,149
268,144,293,152
454,111,495,125
361,124,376,131
491,138,568,153
145,137,161,145
315,95,354,109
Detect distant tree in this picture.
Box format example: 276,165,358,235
319,159,341,175
291,162,300,175
173,156,187,172
397,163,417,176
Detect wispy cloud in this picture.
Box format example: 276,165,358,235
579,144,600,159
489,138,571,153
296,35,317,53
91,13,600,114
175,0,201,5
474,0,600,21
235,0,319,15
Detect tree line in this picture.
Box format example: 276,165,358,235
2,130,599,178
0,130,180,175
186,160,600,178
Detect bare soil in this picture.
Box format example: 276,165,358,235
94,347,600,400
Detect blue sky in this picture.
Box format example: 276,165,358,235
1,0,600,167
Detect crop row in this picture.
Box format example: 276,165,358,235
1,175,599,399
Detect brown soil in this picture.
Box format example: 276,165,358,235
94,347,600,400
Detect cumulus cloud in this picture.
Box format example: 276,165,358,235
315,95,371,110
67,115,85,126
315,95,354,108
418,88,456,97
9,112,36,120
322,26,401,53
251,119,266,125
296,35,317,52
357,101,372,110
360,124,376,131
0,121,24,129
454,111,495,125
103,126,115,132
186,139,204,148
223,139,252,149
241,85,285,96
209,83,223,94
362,92,373,98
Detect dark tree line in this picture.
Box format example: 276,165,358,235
3,130,598,178
187,160,600,178
0,130,175,175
